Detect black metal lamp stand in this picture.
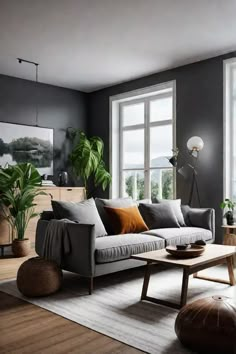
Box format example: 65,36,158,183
188,168,201,207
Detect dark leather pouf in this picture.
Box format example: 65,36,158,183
175,296,236,354
17,257,63,297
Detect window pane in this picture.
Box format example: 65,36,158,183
150,125,172,167
150,96,172,122
233,67,236,96
151,169,174,201
232,99,236,200
122,103,144,126
123,170,144,200
123,129,144,169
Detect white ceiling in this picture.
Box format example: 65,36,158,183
0,0,236,93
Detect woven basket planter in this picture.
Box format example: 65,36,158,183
12,239,31,257
17,257,63,297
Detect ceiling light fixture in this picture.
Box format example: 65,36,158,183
17,57,39,126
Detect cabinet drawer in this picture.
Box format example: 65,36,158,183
59,188,85,202
41,188,60,202
34,188,60,212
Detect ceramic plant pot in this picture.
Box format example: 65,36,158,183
226,211,234,225
12,239,31,257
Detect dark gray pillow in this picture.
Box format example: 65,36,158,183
51,198,107,237
188,208,213,231
95,197,135,235
139,203,180,229
181,205,191,226
156,199,186,226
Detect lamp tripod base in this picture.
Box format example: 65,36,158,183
188,170,201,207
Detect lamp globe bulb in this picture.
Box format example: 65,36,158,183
187,136,204,151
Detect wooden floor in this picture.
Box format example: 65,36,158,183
0,251,143,354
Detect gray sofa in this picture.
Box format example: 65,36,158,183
35,205,215,294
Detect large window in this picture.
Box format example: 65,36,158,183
224,59,236,201
110,82,176,201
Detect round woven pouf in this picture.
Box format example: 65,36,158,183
17,257,63,297
175,296,236,354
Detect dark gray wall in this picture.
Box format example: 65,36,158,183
0,74,88,185
88,51,236,243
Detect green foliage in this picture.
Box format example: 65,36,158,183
220,198,236,212
125,174,145,200
69,131,111,195
0,163,45,240
162,170,173,199
125,170,173,201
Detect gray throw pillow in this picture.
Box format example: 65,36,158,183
136,199,152,205
181,205,191,226
188,208,213,231
95,197,135,235
156,199,186,226
139,203,180,229
51,198,107,237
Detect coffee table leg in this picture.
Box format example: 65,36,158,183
180,269,189,307
227,256,236,286
141,262,151,300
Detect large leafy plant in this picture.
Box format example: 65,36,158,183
0,163,45,240
69,130,111,195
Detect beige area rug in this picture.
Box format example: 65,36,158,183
0,265,236,354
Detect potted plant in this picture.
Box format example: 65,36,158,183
69,130,111,197
0,163,45,257
220,198,236,226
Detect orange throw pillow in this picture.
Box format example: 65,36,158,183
104,205,149,234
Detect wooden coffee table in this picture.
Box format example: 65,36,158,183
131,244,236,309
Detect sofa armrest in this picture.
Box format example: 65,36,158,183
40,210,54,220
182,206,215,241
35,220,96,277
64,223,96,277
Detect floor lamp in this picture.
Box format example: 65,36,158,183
169,136,204,207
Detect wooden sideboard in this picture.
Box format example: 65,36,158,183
0,187,86,246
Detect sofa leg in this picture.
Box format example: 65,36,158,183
88,277,93,295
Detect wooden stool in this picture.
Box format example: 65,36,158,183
17,257,62,297
222,225,236,267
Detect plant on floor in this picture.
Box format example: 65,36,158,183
69,130,111,197
0,163,45,256
220,198,236,225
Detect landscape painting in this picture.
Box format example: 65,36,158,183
0,122,53,175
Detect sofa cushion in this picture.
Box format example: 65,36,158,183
51,198,107,238
104,205,148,234
143,227,212,246
156,199,186,226
188,208,214,231
95,234,165,264
95,197,136,235
181,205,191,226
40,210,54,221
139,203,180,229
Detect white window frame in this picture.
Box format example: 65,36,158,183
109,81,176,199
224,58,236,200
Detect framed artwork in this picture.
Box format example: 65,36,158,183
0,122,54,175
